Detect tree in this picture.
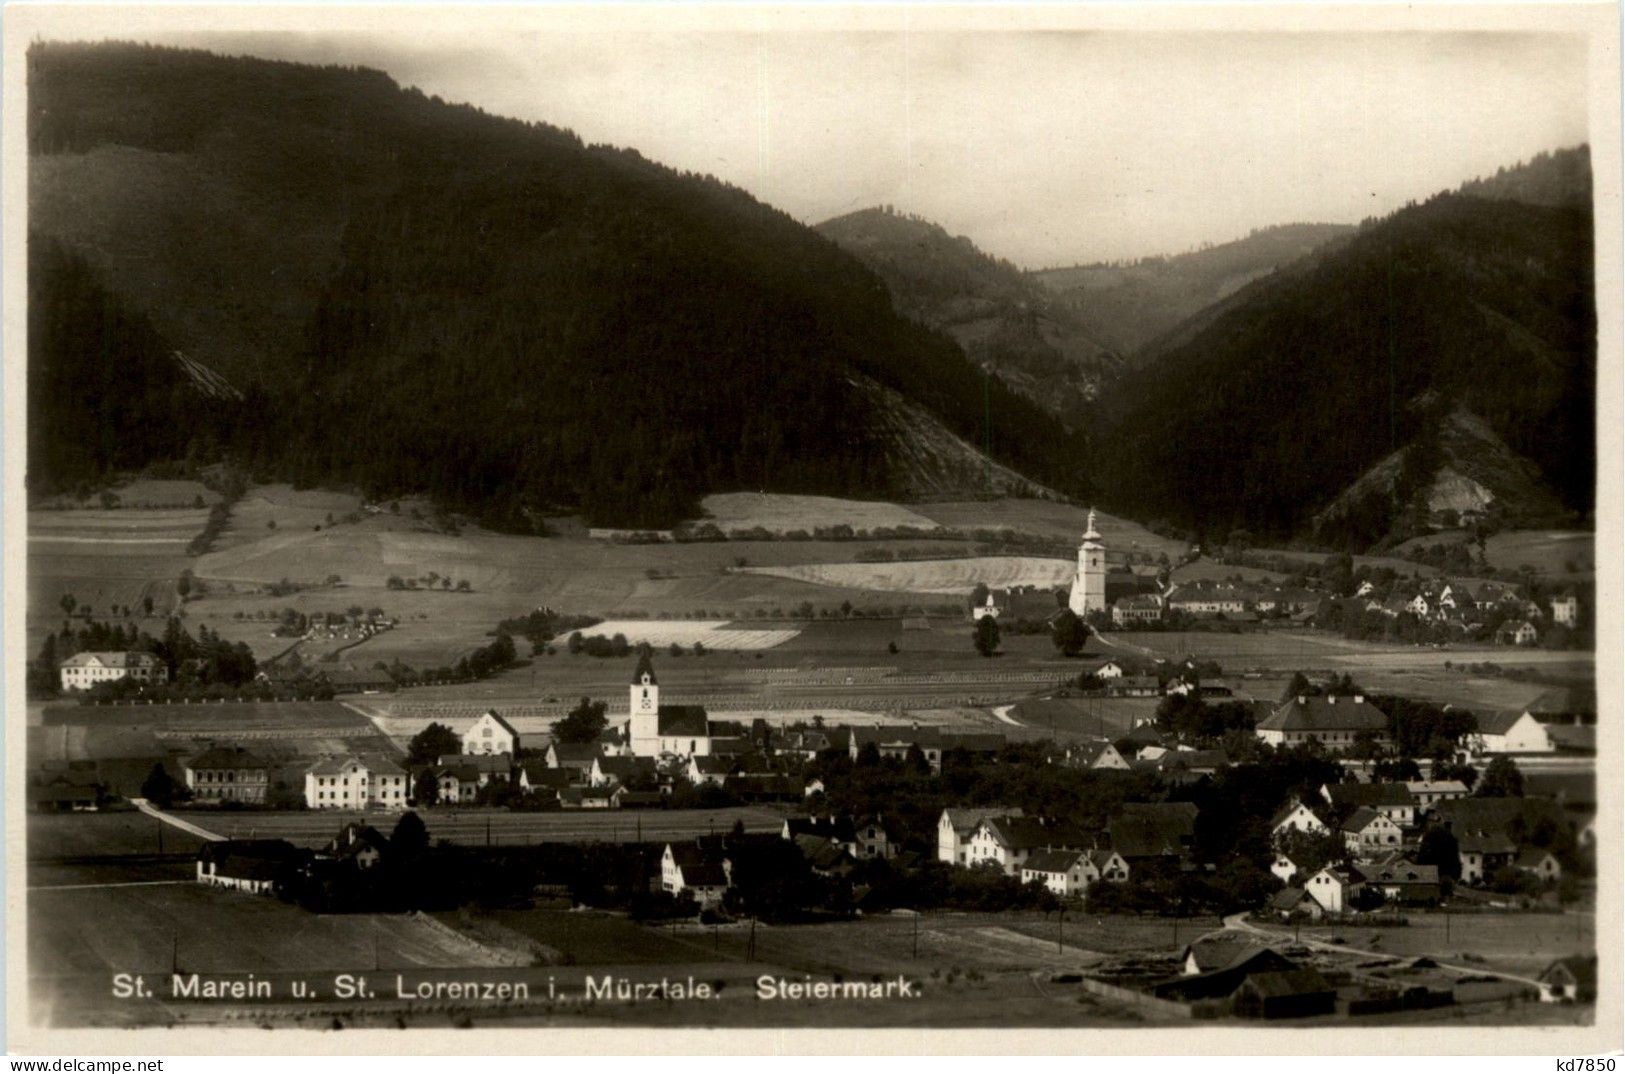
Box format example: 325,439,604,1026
176,570,193,599
59,593,77,617
1476,756,1525,798
390,811,430,855
413,769,441,806
140,763,178,807
973,615,1000,658
554,697,608,744
1415,826,1461,881
406,722,462,766
1051,609,1087,657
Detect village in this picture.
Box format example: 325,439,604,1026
26,516,1598,1027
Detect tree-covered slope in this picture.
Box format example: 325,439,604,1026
1097,155,1594,545
29,42,1085,526
816,207,1120,425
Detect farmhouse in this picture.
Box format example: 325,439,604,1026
1359,860,1440,905
1270,799,1328,842
196,839,302,895
1321,782,1417,828
1304,865,1362,914
1550,591,1580,627
436,753,513,785
1494,620,1539,647
1514,849,1563,883
1467,710,1552,755
1270,855,1302,884
30,768,102,812
325,822,391,870
965,816,1088,875
659,842,729,908
462,710,519,756
1540,956,1597,1003
1232,969,1337,1020
1339,807,1404,854
1111,595,1163,626
545,742,601,777
59,651,168,692
1455,829,1518,885
434,764,482,803
305,755,408,809
1254,695,1387,751
1020,848,1128,896
1067,740,1129,770
628,653,713,758
937,806,1023,865
184,745,270,804
844,725,1002,773
1405,780,1469,814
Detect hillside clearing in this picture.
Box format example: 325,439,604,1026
698,493,941,534
573,620,800,651
737,556,1074,595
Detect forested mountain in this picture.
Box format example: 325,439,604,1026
816,207,1120,425
1029,223,1355,358
28,42,1087,527
1097,148,1595,547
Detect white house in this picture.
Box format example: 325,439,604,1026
1020,848,1128,897
1321,782,1418,829
1406,780,1469,813
1305,866,1361,915
304,755,408,809
196,840,298,896
1068,740,1129,770
462,710,519,756
1270,855,1302,884
1255,696,1388,752
1495,620,1539,647
1340,807,1404,855
1270,799,1329,843
1550,592,1579,627
1469,711,1553,755
59,651,168,692
660,843,729,908
937,806,1021,865
184,745,270,804
969,592,1001,621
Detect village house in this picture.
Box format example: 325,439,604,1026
1321,782,1418,829
686,754,737,786
1079,658,1126,680
1108,675,1164,698
1514,849,1563,884
1549,591,1580,627
196,839,302,895
1267,886,1323,922
1254,695,1388,752
1020,848,1129,897
1108,802,1198,867
1340,807,1404,855
1540,956,1597,1004
461,710,519,756
1494,619,1539,647
324,822,390,870
544,741,602,778
1270,854,1303,884
1304,865,1363,915
591,755,658,789
1455,829,1518,885
1405,780,1470,814
304,754,408,809
436,752,513,786
1111,595,1163,626
659,842,729,908
1270,799,1329,843
1359,860,1440,905
433,764,482,803
30,768,102,812
937,806,1023,865
1067,739,1130,770
183,745,270,805
58,650,168,692
1467,710,1553,755
965,815,1088,875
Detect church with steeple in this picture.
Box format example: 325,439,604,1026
1067,508,1107,616
628,651,713,759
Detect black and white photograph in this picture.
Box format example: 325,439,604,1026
6,2,1619,1052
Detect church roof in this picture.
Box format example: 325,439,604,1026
1081,507,1102,544
631,650,657,685
657,705,709,737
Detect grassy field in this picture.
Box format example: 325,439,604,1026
1005,697,1163,739
698,493,942,534
1389,529,1595,580
738,556,1074,595
29,883,513,978
185,807,787,848
29,811,208,861
1283,912,1595,980
911,501,1187,559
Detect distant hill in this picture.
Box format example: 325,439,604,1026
1029,223,1356,359
28,42,1087,526
816,207,1120,425
1097,147,1594,547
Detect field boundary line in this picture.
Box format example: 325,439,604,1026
28,879,192,891
341,700,409,755
133,799,227,842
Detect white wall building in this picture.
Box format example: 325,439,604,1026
1067,508,1107,616
462,710,519,755
59,651,168,692
305,755,408,809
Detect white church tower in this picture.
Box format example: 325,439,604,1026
629,650,660,757
1068,508,1107,616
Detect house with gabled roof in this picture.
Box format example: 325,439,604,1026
659,842,729,909
1514,849,1562,883
1304,865,1363,914
1021,848,1128,897
1270,799,1328,843
1359,859,1440,904
592,755,658,789
966,815,1089,875
628,653,713,758
545,741,602,776
461,710,519,756
1494,620,1539,647
1340,807,1403,855
1405,780,1469,814
325,822,391,870
434,763,482,803
937,806,1023,865
1321,782,1418,828
1067,739,1129,770
1540,956,1597,1003
1107,802,1197,865
1255,696,1387,752
196,839,303,895
1467,710,1552,755
436,752,513,785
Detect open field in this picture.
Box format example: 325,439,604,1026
1389,529,1595,580
212,484,367,553
1262,912,1595,981
738,556,1074,595
33,478,223,510
911,501,1187,560
178,807,787,848
1006,697,1163,739
575,620,801,651
30,811,208,861
29,883,514,980
697,493,941,534
41,700,376,733
1169,560,1291,584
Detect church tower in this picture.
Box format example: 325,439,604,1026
629,651,660,757
1068,508,1107,616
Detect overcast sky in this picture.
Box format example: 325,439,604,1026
138,27,1589,267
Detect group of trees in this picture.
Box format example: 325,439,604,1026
29,616,260,700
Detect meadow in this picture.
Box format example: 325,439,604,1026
737,556,1075,595
697,493,942,534
575,620,802,651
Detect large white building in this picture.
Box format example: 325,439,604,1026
462,710,519,755
628,652,712,758
304,755,408,809
1067,509,1107,616
59,651,168,692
